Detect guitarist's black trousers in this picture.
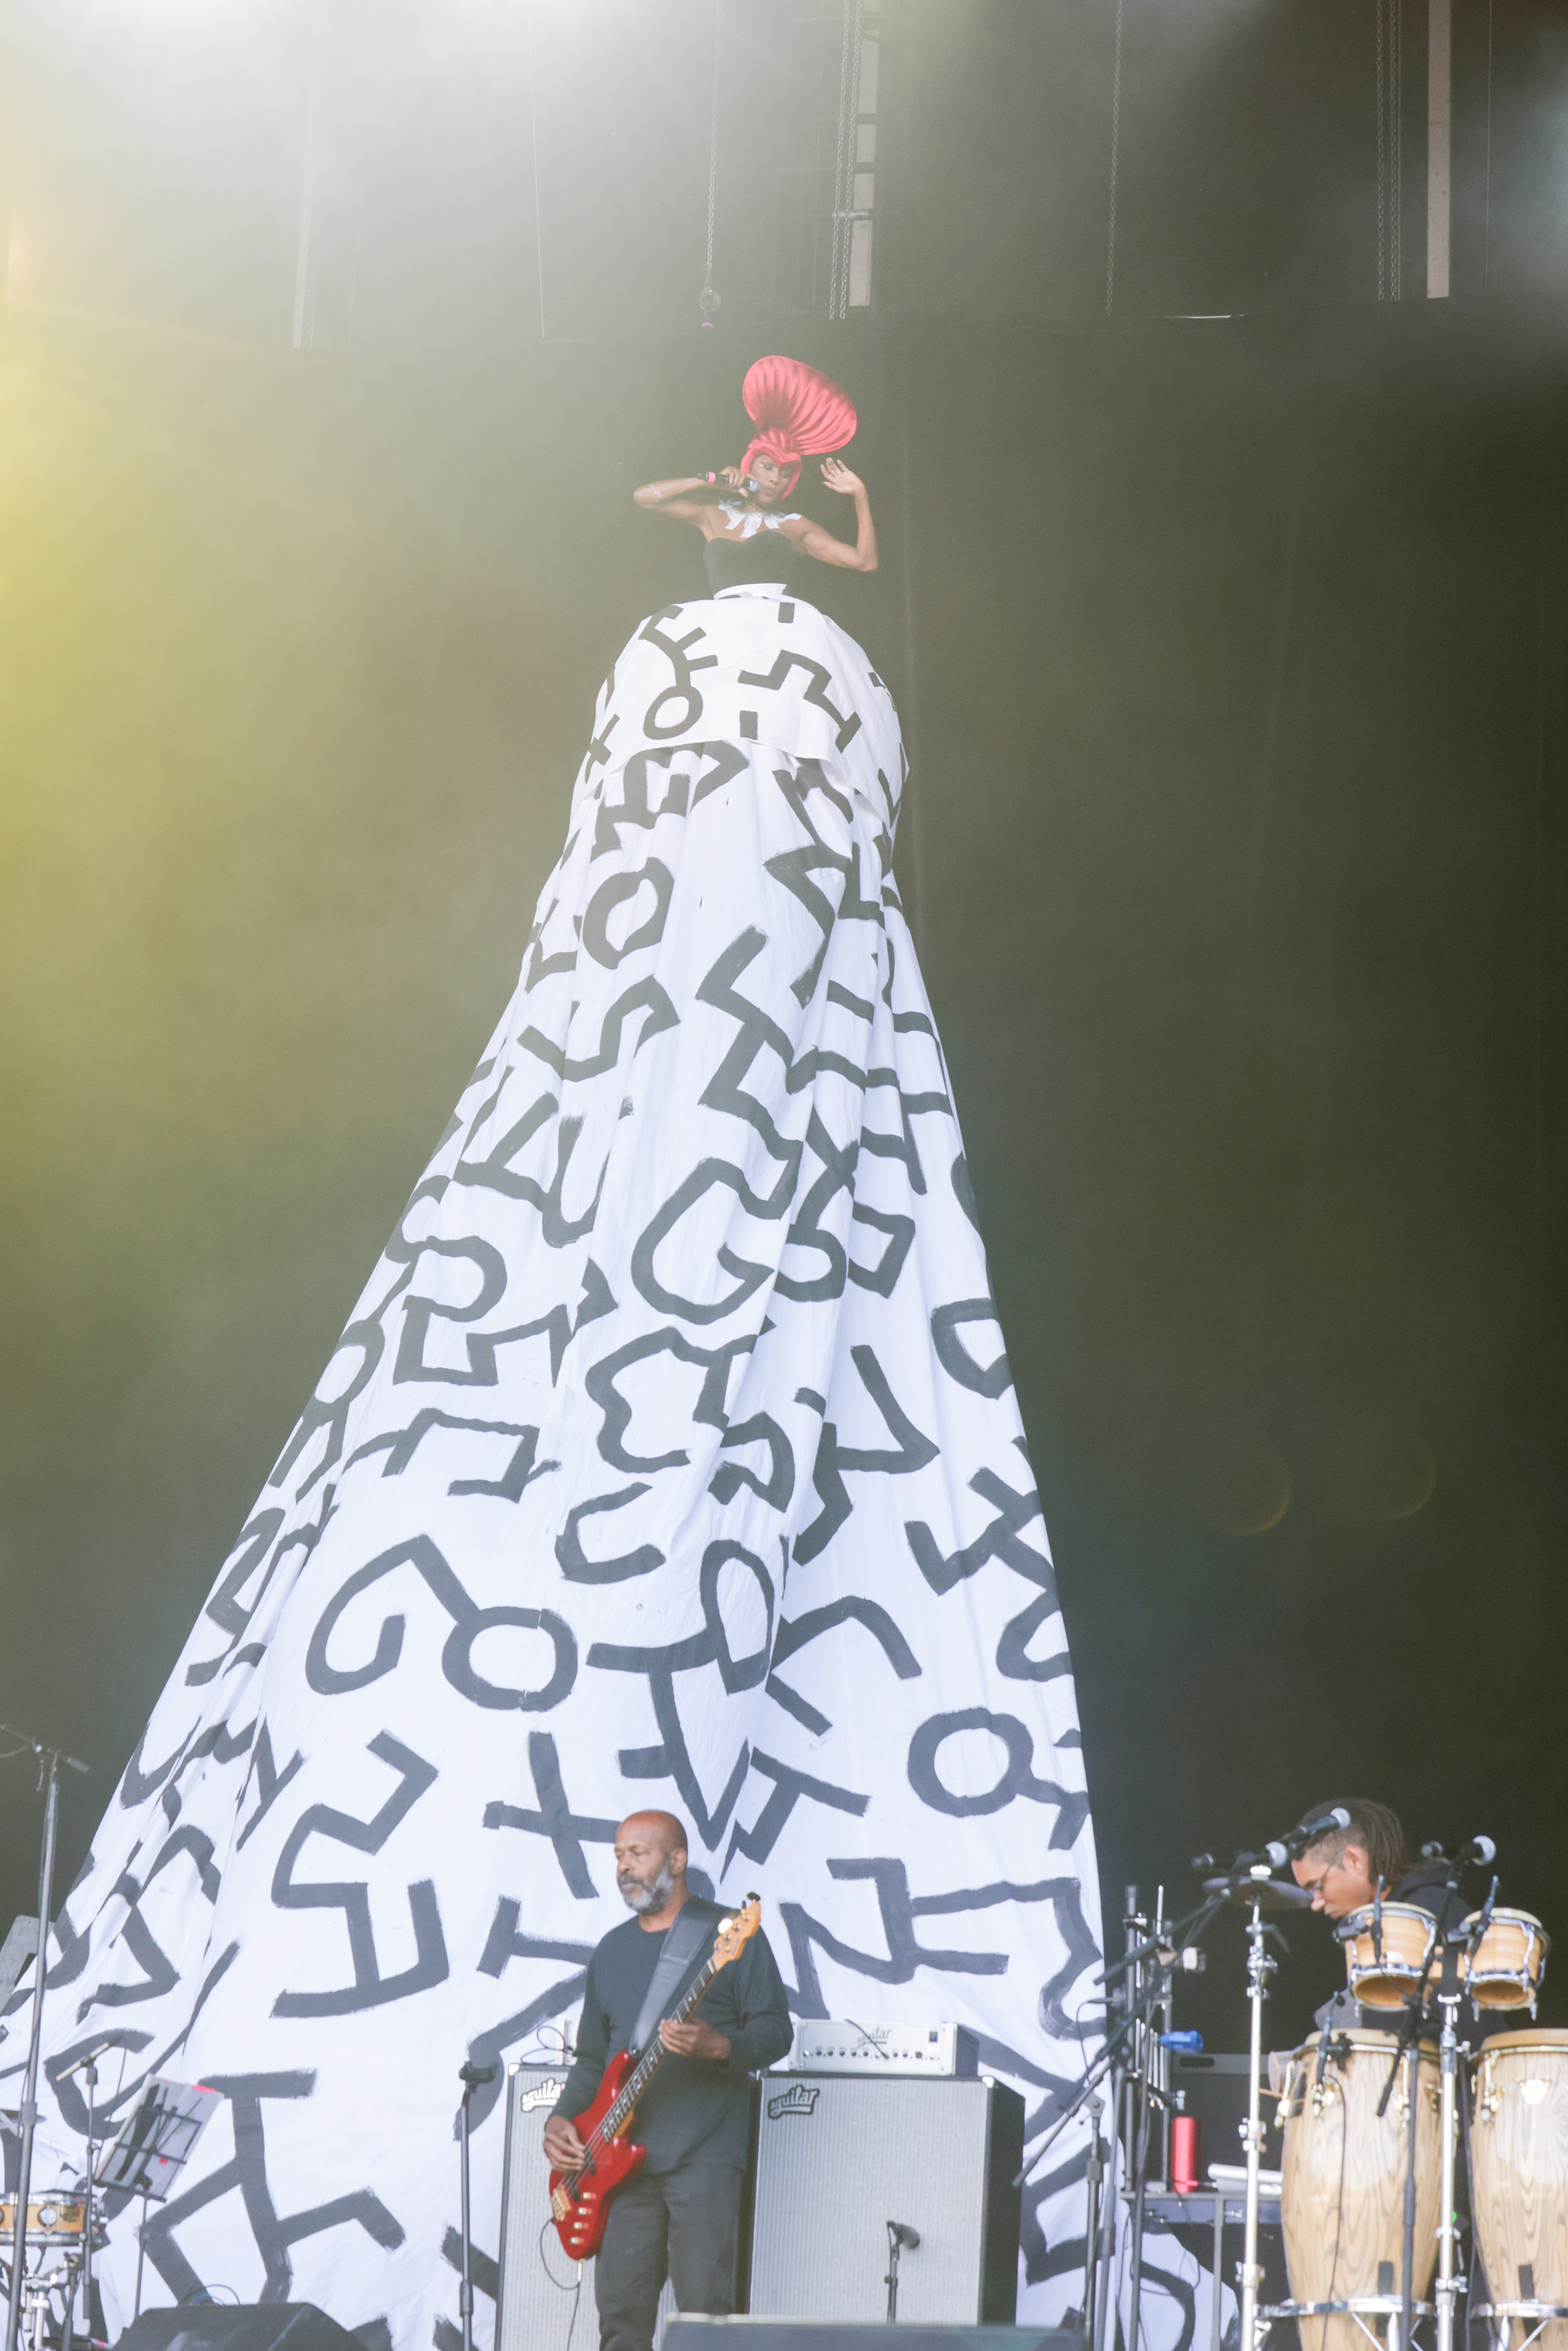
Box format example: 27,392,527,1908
595,2161,744,2351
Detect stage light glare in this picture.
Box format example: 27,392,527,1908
1324,1415,1436,1522
1187,1431,1291,1537
6,226,35,291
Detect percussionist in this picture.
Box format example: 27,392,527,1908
1291,1797,1468,2028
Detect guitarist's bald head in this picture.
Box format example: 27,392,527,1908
617,1809,690,1858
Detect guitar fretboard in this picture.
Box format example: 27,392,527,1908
599,1953,719,2140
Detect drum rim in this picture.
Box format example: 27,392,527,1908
1293,2030,1439,2051
1342,1901,1442,1934
1473,2027,1568,2050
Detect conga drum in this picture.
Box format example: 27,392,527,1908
1339,1904,1438,2011
1471,2030,1568,2351
1279,2031,1440,2351
1461,1913,1551,2015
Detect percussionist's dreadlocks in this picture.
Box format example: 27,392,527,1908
1298,1797,1410,1889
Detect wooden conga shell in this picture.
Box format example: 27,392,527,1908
1280,2032,1440,2351
1341,1904,1438,2012
1471,2030,1568,2351
1462,1914,1551,2012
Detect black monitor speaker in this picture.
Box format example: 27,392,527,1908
114,2305,367,2351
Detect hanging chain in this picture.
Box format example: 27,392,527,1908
1105,0,1125,318
699,0,722,324
827,0,864,321
1375,0,1400,301
1389,0,1401,299
1375,0,1386,297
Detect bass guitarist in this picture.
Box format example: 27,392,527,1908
542,1811,793,2351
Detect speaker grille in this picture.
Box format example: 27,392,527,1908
748,2076,1021,2324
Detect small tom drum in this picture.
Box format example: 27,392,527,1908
0,2197,87,2242
1340,1902,1437,2010
1461,1910,1550,2013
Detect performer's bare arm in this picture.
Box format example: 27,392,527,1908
632,469,747,525
634,457,877,570
783,460,878,572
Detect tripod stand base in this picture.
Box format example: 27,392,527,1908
1468,2302,1568,2351
1260,2297,1437,2351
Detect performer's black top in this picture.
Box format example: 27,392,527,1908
1385,1854,1470,1938
550,1897,793,2173
704,526,798,594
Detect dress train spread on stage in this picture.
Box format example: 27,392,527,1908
4,576,1100,2344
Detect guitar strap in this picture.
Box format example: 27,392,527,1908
628,1906,712,2056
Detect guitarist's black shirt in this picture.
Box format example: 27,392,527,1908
550,1896,793,2172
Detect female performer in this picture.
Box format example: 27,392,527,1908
632,449,877,583
13,357,1095,2350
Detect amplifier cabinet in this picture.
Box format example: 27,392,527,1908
748,2076,1023,2325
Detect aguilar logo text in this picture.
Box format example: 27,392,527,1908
766,2084,821,2120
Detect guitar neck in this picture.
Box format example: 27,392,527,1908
603,1951,718,2135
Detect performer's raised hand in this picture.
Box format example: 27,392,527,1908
820,458,864,495
659,2016,732,2063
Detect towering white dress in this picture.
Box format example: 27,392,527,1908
3,569,1101,2346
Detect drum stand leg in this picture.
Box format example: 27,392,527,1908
1082,2094,1104,2351
1239,1890,1274,2351
1402,2039,1420,2351
1094,2052,1123,2351
1434,1994,1461,2351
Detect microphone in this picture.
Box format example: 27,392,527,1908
458,2061,498,2088
1195,1808,1351,1880
1276,1807,1352,1860
1456,1835,1497,1869
887,2222,921,2249
1240,1808,1353,1871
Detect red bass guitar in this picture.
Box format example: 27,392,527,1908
549,1895,762,2261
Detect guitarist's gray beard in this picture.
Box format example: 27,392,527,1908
619,1859,675,1914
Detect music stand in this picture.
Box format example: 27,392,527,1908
96,2080,219,2323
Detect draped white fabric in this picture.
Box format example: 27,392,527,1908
3,584,1102,2346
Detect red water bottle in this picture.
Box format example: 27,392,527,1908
1171,2114,1200,2193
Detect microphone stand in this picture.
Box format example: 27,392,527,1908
79,2056,99,2351
2,1726,89,2351
1374,1940,1439,2351
1081,2093,1105,2351
456,2061,497,2351
1432,1861,1490,2351
1433,1942,1465,2351
1127,1886,1175,2351
1023,1875,1230,2351
1237,1871,1276,2351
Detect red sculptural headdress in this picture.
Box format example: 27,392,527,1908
741,354,857,498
